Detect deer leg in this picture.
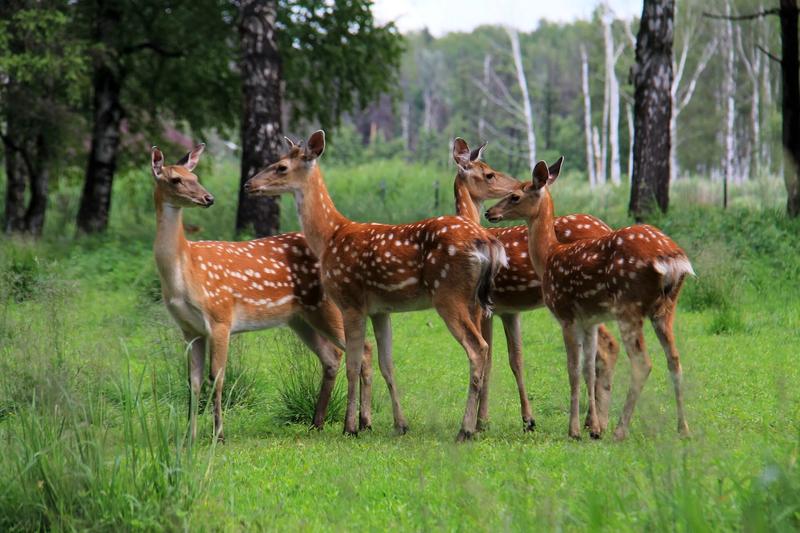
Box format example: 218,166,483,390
500,313,535,431
301,302,373,430
359,342,374,431
436,301,488,442
288,317,340,430
208,324,230,443
342,311,366,436
652,312,690,437
581,325,602,439
590,324,619,433
184,332,206,442
371,313,408,434
613,318,652,441
562,324,583,439
476,315,493,431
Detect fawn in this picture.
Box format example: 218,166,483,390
150,144,371,442
486,158,692,440
452,138,620,432
245,131,507,441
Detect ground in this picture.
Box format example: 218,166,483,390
1,160,798,531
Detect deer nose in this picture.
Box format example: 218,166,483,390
204,194,215,206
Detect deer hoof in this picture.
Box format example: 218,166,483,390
589,429,602,440
523,419,536,432
456,429,475,442
359,418,372,431
612,427,628,441
476,419,490,432
395,424,409,436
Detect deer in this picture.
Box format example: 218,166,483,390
486,158,693,440
245,130,508,441
451,138,619,433
150,144,373,442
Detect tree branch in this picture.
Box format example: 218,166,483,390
702,8,780,21
756,44,783,64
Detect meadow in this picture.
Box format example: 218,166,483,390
1,157,799,531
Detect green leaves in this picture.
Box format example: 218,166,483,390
277,0,404,129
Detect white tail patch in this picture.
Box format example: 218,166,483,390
653,256,695,287
491,240,509,269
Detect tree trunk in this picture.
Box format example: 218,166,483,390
236,0,282,237
629,0,674,220
626,102,635,182
77,2,123,234
781,0,800,217
24,133,49,235
506,27,536,168
723,1,736,199
602,8,622,185
3,133,27,234
580,46,596,187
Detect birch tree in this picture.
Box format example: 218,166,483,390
580,46,597,187
601,3,623,185
723,0,736,202
736,22,764,178
670,5,716,181
506,26,536,168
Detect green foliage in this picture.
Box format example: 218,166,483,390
278,0,404,130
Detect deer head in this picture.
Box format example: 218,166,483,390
452,138,519,201
245,130,326,196
151,144,214,208
485,157,563,223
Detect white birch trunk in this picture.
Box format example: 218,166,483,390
478,53,491,141
580,46,597,187
602,7,621,184
592,126,604,184
506,27,536,168
626,102,634,182
724,1,736,188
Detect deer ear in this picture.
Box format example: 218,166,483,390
176,143,205,171
151,147,164,179
470,141,487,162
453,137,471,168
305,130,325,159
548,156,564,184
531,160,550,189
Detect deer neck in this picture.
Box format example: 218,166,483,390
153,190,190,290
453,177,482,223
526,191,558,277
294,166,347,257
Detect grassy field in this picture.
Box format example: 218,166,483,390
1,158,799,531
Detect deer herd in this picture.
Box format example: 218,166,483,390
150,130,693,444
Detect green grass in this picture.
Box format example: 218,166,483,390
1,158,799,531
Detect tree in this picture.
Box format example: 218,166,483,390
75,0,239,234
506,27,536,169
629,0,675,220
0,1,88,236
235,0,403,237
235,0,282,238
703,0,800,217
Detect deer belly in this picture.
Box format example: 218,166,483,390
366,288,430,314
230,299,295,333
165,297,208,335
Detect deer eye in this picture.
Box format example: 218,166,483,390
170,177,182,185
486,173,495,180
510,194,520,204
276,165,288,173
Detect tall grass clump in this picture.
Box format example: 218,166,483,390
0,362,215,531
270,333,346,426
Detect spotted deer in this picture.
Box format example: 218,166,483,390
486,158,693,440
245,130,507,441
150,144,372,442
451,139,619,433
